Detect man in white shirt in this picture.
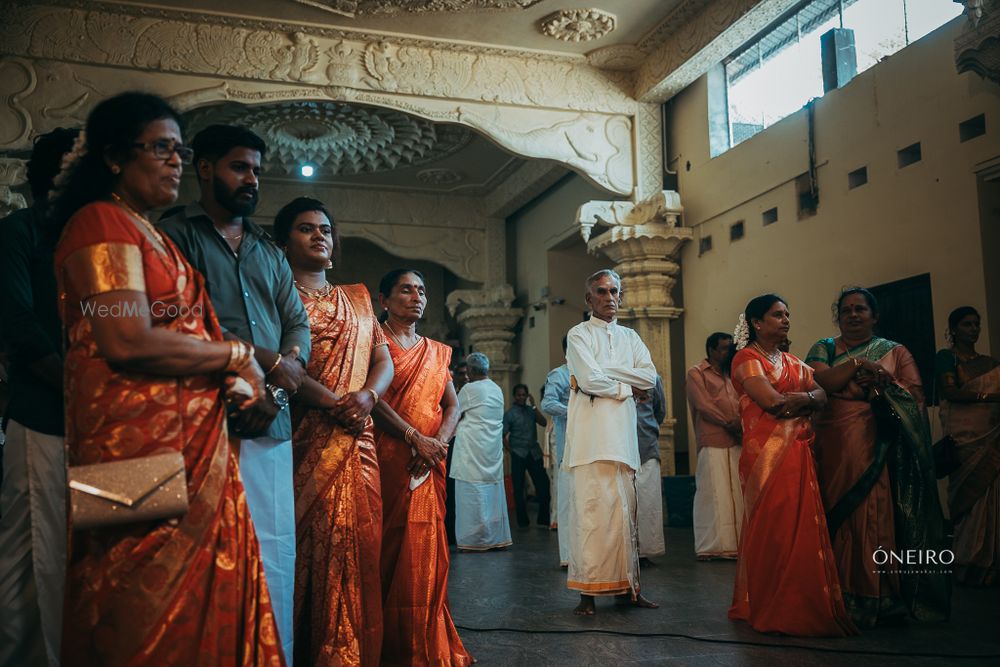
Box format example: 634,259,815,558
565,269,660,615
450,352,512,551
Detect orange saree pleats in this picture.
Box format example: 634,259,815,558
728,348,856,637
376,338,474,667
293,284,385,667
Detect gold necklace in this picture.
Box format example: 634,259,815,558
111,193,165,245
842,337,874,362
383,321,420,350
752,341,780,365
294,280,334,299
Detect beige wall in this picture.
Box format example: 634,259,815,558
669,18,1000,460
508,175,610,406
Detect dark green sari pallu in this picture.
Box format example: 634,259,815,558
826,381,952,623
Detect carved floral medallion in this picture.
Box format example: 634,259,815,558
540,8,617,42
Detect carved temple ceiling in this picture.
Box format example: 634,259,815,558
183,100,534,194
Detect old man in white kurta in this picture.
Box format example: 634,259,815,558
564,269,659,615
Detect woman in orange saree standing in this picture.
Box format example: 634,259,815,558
273,197,394,667
728,294,855,637
53,92,283,665
373,269,474,667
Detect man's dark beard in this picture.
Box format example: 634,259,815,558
213,176,258,217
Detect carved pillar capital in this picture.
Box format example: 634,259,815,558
447,284,523,397
955,0,1000,84
0,157,28,217
582,190,692,318
576,190,693,475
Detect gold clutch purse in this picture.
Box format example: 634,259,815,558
68,451,189,530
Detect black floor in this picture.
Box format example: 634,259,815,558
447,524,1000,666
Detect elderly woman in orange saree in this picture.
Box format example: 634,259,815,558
728,295,855,637
809,288,950,626
52,93,283,665
937,306,1000,586
273,197,394,667
372,269,474,667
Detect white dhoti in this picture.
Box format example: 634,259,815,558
0,420,66,667
239,436,296,664
636,459,665,558
556,465,573,565
692,446,743,558
455,479,513,550
567,461,639,596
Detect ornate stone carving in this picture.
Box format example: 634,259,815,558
0,158,28,217
293,0,543,16
586,45,646,71
0,58,36,149
447,284,522,363
635,0,801,103
579,191,692,474
635,102,663,201
183,100,472,176
1,3,635,115
955,0,1000,84
416,167,464,185
459,109,633,195
957,0,987,27
540,8,617,42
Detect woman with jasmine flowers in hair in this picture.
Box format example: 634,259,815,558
808,287,949,626
728,294,856,637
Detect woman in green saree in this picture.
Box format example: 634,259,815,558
936,306,1000,586
808,288,950,627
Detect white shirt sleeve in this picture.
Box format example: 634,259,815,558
598,331,657,391
567,328,630,400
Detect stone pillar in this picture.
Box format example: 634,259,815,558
0,158,28,218
577,190,692,475
446,284,524,398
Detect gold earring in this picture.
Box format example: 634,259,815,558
111,165,121,175
325,259,333,270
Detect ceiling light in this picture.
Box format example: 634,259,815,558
300,164,315,178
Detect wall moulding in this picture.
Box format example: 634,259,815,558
2,2,636,115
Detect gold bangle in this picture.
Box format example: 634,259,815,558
404,426,417,444
225,341,254,372
366,387,379,403
266,353,282,376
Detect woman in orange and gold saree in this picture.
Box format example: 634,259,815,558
52,92,283,665
273,197,394,667
937,306,1000,586
808,288,950,626
372,269,475,667
728,294,855,637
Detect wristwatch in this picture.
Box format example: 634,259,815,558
267,384,289,410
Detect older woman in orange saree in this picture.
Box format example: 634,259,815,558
373,269,474,667
53,93,283,665
728,295,855,637
273,198,394,667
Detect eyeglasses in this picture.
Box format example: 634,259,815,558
133,139,194,164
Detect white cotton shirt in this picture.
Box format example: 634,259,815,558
450,378,506,483
564,317,658,471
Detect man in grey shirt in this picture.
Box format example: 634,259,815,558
502,383,550,528
159,124,308,664
635,375,667,563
